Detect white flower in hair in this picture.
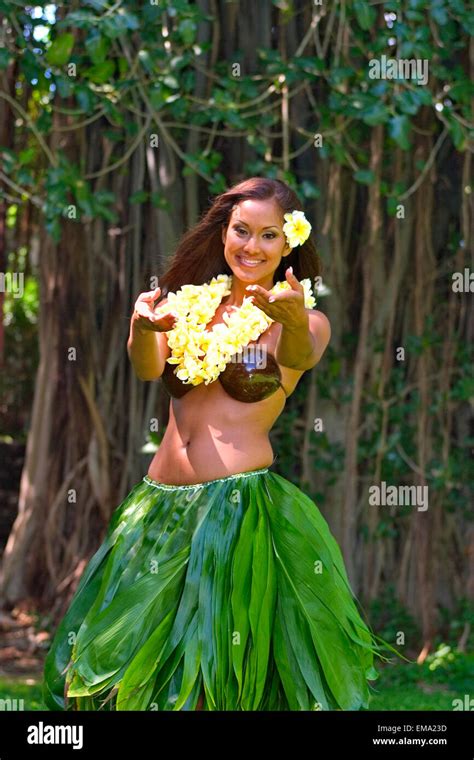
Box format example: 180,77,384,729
283,210,312,248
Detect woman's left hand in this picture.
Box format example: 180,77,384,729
245,267,308,329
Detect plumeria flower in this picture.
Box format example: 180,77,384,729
282,210,312,248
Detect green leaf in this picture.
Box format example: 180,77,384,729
234,504,276,710
117,57,129,77
150,192,170,209
387,197,399,217
137,50,153,74
430,0,448,24
328,66,354,85
178,18,196,45
230,497,258,700
84,61,115,84
332,142,350,166
46,217,61,243
102,129,122,143
61,10,96,28
77,198,94,217
354,0,377,30
75,85,95,112
149,87,166,111
396,89,423,115
103,10,139,39
163,75,179,90
300,180,321,199
292,57,325,76
46,33,75,66
85,34,110,64
36,110,52,133
120,10,140,30
406,9,425,20
74,179,90,203
116,611,176,710
354,169,375,185
389,114,412,149
416,87,433,106
448,80,474,105
17,168,35,186
55,75,74,98
208,173,227,195
83,0,109,9
102,99,124,125
130,190,149,204
360,101,390,126
18,148,36,166
446,115,465,150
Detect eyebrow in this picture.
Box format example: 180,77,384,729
233,221,279,230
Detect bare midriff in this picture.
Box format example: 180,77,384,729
146,318,306,486
147,378,287,485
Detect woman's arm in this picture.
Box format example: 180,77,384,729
127,317,171,381
127,290,174,381
275,309,331,371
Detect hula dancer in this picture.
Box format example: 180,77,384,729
43,177,397,712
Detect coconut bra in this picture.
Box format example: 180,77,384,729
161,346,283,403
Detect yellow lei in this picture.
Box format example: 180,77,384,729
155,274,317,386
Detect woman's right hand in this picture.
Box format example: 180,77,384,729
132,287,178,333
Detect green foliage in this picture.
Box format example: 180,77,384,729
0,675,45,711
369,584,420,649
43,157,118,240
368,651,474,709
46,33,75,66
354,169,375,185
353,0,377,30
0,0,471,241
389,114,412,150
439,598,474,648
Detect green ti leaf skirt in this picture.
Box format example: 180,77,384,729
42,466,393,711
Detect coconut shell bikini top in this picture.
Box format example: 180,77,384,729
161,347,283,403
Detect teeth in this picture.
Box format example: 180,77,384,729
239,257,263,266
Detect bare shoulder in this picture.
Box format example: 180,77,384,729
306,308,331,366
307,308,331,334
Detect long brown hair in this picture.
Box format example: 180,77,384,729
157,177,321,299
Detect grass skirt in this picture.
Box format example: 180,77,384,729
42,466,389,711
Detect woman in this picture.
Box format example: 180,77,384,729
43,177,392,712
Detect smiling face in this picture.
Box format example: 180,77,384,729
221,199,292,286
